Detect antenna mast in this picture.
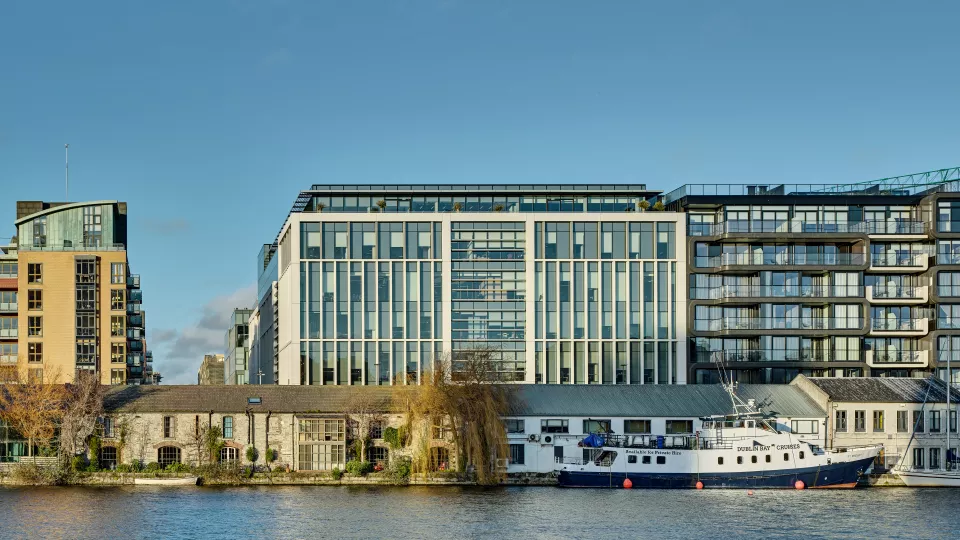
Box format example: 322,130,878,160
65,144,70,200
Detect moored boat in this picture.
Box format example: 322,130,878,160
134,476,200,486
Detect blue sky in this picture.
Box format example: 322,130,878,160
2,1,959,383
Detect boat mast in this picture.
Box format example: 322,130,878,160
948,355,951,471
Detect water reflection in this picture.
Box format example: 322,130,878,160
0,486,954,539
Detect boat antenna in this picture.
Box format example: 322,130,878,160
65,143,69,200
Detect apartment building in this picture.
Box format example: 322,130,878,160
225,308,252,384
197,353,225,385
268,185,687,386
0,239,17,371
248,244,279,385
665,166,960,384
13,200,149,384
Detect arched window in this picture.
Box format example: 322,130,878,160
219,447,240,464
158,446,181,467
367,446,389,465
99,447,118,470
429,447,450,472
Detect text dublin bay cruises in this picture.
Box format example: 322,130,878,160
555,386,881,489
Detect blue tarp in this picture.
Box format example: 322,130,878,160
581,434,606,448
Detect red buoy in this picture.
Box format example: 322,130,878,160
623,478,633,489
747,490,754,496
695,481,704,490
794,480,805,490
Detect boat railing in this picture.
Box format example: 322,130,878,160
555,457,590,466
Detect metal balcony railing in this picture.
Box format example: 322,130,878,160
695,253,865,268
696,350,838,363
870,286,923,299
689,285,862,300
871,351,926,364
871,319,924,331
695,317,862,332
870,252,927,267
688,219,926,237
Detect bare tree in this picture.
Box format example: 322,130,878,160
0,358,67,462
58,371,105,464
344,389,389,461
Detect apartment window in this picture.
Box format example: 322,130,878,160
32,216,47,247
854,411,866,432
913,447,925,469
27,343,42,363
110,263,126,284
110,343,125,363
665,420,693,434
913,411,925,433
541,419,569,433
82,206,103,247
504,419,525,434
897,411,909,433
27,263,42,284
835,410,847,432
110,290,125,311
223,416,234,439
163,416,176,438
27,290,41,310
931,448,942,470
369,420,384,439
583,419,612,434
158,447,181,467
624,420,652,434
873,411,885,432
27,316,42,337
509,443,525,465
110,369,124,385
791,420,819,434
930,411,942,433
111,316,125,337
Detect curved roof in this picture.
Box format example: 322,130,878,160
15,200,119,226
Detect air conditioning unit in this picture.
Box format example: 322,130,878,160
495,458,509,469
542,435,553,445
527,434,540,443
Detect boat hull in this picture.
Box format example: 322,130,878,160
557,456,876,489
896,471,960,487
134,476,199,486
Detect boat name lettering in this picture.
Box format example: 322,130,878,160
625,449,682,456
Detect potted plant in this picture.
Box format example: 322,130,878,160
316,202,326,213
493,204,504,212
376,200,387,212
453,202,463,212
652,200,665,211
638,200,650,212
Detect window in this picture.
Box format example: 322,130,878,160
110,343,125,363
624,420,651,434
656,456,666,465
110,369,124,384
930,448,941,470
737,456,743,464
368,446,389,465
641,456,650,464
799,451,805,459
163,416,176,438
914,411,925,433
784,453,789,461
628,455,637,464
223,416,234,439
82,205,103,247
504,419,525,434
27,263,42,283
432,419,451,440
931,411,942,433
718,457,724,465
791,420,819,434
765,455,771,463
111,263,126,285
32,217,46,247
873,411,885,432
298,419,346,471
429,447,450,471
370,421,384,439
509,444,525,465
27,316,41,337
897,411,909,433
27,290,41,310
99,417,115,438
28,343,42,363
158,446,181,467
220,447,240,463
835,410,847,432
913,447,925,469
111,290,125,311
98,447,117,470
541,419,569,433
111,316,125,337
583,419,611,434
854,411,866,432
665,420,693,434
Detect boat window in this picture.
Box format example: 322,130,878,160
799,451,805,459
718,457,724,465
737,456,743,465
656,456,666,465
642,456,651,465
628,455,637,464
747,421,754,428
765,455,771,463
751,455,757,464
784,453,789,461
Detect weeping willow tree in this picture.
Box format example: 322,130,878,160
395,348,512,485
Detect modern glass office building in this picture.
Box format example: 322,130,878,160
271,185,687,385
667,166,960,384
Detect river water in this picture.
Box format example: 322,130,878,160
0,485,954,539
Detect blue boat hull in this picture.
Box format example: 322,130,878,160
557,456,875,489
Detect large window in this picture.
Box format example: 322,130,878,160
223,416,234,439
835,410,847,432
163,416,176,438
624,420,651,434
509,443,525,465
27,263,42,284
367,446,389,465
504,419,525,434
158,446,181,467
429,447,450,471
27,290,41,310
111,263,126,284
297,419,346,471
665,420,693,434
541,419,569,433
583,419,611,434
220,447,240,464
82,206,103,247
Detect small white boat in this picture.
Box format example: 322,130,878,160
893,367,960,487
134,476,199,486
896,470,960,487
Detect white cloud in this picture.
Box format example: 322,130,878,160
151,283,256,384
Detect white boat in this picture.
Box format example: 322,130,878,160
134,476,199,486
555,384,881,489
894,369,960,487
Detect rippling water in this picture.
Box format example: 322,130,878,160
1,486,955,539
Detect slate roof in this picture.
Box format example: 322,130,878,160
806,377,960,404
104,383,825,418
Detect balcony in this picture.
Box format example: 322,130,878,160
696,350,839,364
695,253,866,269
128,290,142,303
127,314,144,328
126,303,142,315
938,221,960,233
127,275,140,288
127,328,144,340
863,220,927,237
689,220,867,238
127,353,143,366
18,243,126,252
0,354,16,365
868,252,928,272
690,285,857,301
0,328,17,339
0,302,16,313
695,317,862,333
865,349,929,368
866,285,928,304
869,318,928,336
939,319,960,331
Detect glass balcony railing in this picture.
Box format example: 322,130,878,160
689,285,862,300
871,351,926,364
871,319,925,331
127,275,140,288
695,253,865,268
939,319,960,330
870,252,927,267
0,329,18,338
0,302,17,312
689,220,926,237
940,253,960,265
870,286,923,299
694,317,862,332
695,350,838,363
938,221,960,233
18,243,126,252
129,290,143,302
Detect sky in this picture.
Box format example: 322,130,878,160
1,1,959,383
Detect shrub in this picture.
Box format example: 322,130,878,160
387,457,411,485
383,427,401,449
246,446,259,463
145,462,162,473
652,200,665,211
166,463,190,473
331,467,343,480
265,448,278,463
638,199,650,211
131,460,144,472
345,460,373,476
71,456,86,472
116,464,133,473
12,463,58,485
86,463,99,473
